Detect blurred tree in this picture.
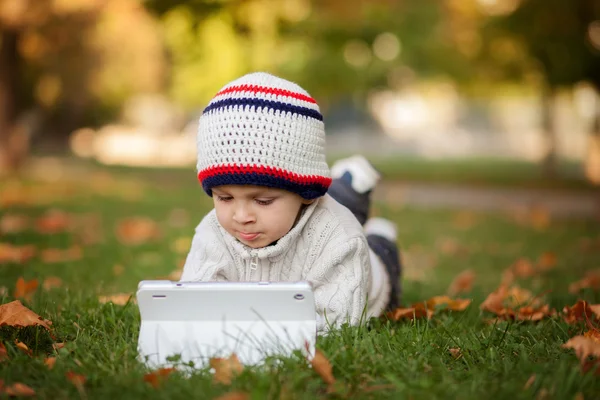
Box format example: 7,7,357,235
491,0,600,178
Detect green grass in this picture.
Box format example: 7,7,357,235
1,167,599,399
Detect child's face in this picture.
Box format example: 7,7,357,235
212,185,313,248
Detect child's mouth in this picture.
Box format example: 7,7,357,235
238,232,260,241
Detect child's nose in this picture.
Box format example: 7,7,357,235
233,203,255,224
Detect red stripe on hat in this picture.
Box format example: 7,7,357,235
215,84,317,104
198,164,332,186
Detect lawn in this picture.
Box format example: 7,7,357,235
0,164,599,399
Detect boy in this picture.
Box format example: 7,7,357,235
180,72,402,332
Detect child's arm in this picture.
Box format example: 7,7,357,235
179,215,231,282
304,236,370,332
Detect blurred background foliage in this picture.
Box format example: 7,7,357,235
0,0,599,181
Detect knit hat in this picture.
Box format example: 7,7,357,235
196,72,331,200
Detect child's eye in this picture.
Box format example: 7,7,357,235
255,199,274,206
216,196,232,202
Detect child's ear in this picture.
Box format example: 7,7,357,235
301,198,316,205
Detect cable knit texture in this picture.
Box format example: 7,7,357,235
180,195,374,332
197,72,332,200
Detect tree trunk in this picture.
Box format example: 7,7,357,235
540,85,557,178
0,28,22,175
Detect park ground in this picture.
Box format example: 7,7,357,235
0,156,599,399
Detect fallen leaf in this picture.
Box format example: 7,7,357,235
0,243,36,264
510,258,536,278
13,277,39,301
536,252,557,271
52,343,65,351
311,348,336,385
65,371,86,390
0,343,8,361
481,285,550,321
44,357,56,370
419,296,472,312
569,270,600,294
1,382,36,397
563,335,600,365
524,374,536,390
115,217,160,245
15,340,32,356
210,354,244,385
0,300,52,330
36,210,71,234
563,300,599,324
213,392,250,400
42,276,63,291
98,293,135,306
447,269,475,295
385,307,432,321
0,214,30,234
143,368,175,388
448,348,462,359
40,246,82,263
480,285,508,314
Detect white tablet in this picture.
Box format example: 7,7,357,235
136,280,317,369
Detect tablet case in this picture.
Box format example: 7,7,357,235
136,280,317,368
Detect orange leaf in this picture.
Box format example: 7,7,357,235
36,210,71,234
0,343,8,362
524,374,536,390
143,367,175,388
44,357,56,370
448,348,462,359
40,246,82,263
516,304,551,321
563,335,600,365
311,349,335,385
569,271,600,294
0,214,29,234
510,258,536,278
42,276,63,291
53,343,65,351
419,296,471,312
65,371,86,389
386,307,431,321
210,354,244,385
480,285,508,314
563,300,598,324
2,382,36,397
213,392,250,400
15,340,32,356
13,277,38,301
115,217,160,245
0,300,52,330
0,243,36,264
584,329,600,344
98,293,135,306
447,269,475,295
536,252,556,271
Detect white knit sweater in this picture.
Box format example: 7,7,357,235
180,194,388,332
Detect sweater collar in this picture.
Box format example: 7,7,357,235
217,197,320,261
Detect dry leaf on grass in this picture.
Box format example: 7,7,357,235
44,357,56,370
14,277,39,301
0,243,36,264
524,374,536,390
0,214,30,234
210,354,244,385
563,300,600,324
98,294,135,306
311,348,336,386
385,307,432,321
115,217,161,245
448,348,462,359
42,276,63,291
143,368,175,388
0,300,52,330
15,340,32,356
509,258,536,278
480,285,552,321
0,381,36,397
536,252,556,271
563,335,600,366
65,371,86,392
569,270,600,294
40,246,82,263
447,269,475,295
36,210,71,234
418,296,472,312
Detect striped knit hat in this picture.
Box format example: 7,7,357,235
196,72,331,200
